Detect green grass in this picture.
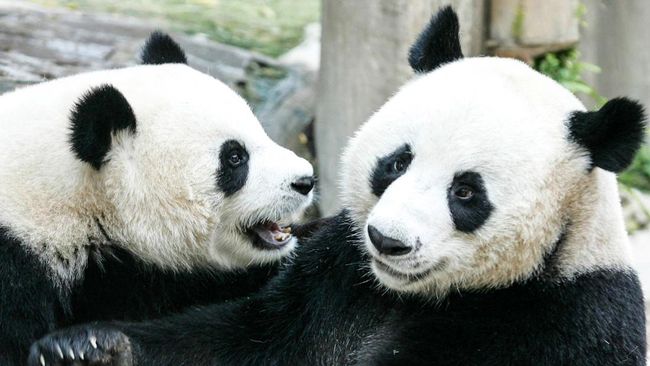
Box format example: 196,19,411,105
32,0,320,57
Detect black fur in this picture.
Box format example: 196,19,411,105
447,171,493,232
0,228,62,366
141,31,187,65
568,98,647,173
30,212,647,365
217,140,250,196
370,144,413,197
0,226,278,366
69,84,137,170
408,6,463,73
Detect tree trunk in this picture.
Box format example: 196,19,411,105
315,0,486,215
579,0,650,110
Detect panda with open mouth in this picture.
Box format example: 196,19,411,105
0,32,315,365
30,7,647,366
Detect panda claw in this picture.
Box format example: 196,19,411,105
90,335,98,349
80,351,85,360
39,354,45,366
68,348,75,359
55,344,64,359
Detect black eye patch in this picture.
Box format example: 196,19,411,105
447,171,493,233
217,140,249,196
370,144,413,197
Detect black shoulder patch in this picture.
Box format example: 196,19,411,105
568,97,646,173
69,84,136,170
408,6,463,73
141,31,187,65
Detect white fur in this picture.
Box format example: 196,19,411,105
0,64,313,284
340,57,631,297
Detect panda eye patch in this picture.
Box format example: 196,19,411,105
217,140,249,196
447,171,493,233
370,144,413,197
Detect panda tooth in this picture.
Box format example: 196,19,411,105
274,234,284,241
282,227,291,234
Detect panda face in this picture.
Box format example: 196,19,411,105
340,6,645,298
31,63,314,273
0,33,314,280
341,57,592,296
86,64,314,270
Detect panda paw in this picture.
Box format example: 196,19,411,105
28,325,133,366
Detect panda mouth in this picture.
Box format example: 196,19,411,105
246,221,293,250
372,259,441,283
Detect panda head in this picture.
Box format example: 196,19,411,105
341,7,646,297
68,33,314,270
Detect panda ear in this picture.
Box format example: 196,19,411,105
408,6,463,73
141,31,187,65
568,98,647,173
69,84,137,170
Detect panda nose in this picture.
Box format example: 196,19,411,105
291,176,315,195
367,225,411,256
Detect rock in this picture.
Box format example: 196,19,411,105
0,0,288,111
279,23,321,72
257,23,321,163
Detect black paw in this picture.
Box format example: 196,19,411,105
28,325,133,366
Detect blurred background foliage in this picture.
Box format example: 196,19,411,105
34,0,320,57
534,49,606,106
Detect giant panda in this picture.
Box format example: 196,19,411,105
0,32,315,365
29,7,647,366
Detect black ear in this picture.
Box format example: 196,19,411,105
69,84,137,170
568,98,647,173
408,6,463,73
141,31,187,65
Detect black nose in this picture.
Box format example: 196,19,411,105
367,225,411,256
291,176,315,195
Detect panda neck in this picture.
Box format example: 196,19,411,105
0,165,117,284
544,169,631,279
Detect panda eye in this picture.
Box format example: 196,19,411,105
228,151,244,167
228,152,241,166
454,185,474,200
391,153,412,174
392,158,405,173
